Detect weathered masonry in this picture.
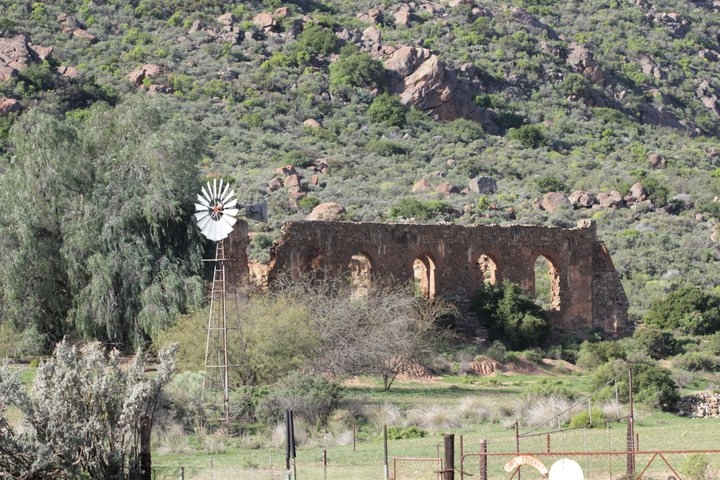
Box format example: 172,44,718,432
225,219,629,336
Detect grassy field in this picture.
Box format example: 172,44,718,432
152,373,720,480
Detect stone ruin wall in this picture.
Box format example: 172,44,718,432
225,219,630,336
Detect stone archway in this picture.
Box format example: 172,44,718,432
413,255,436,299
533,254,560,310
477,254,499,286
349,253,372,298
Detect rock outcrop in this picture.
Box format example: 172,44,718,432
0,34,36,81
567,43,604,84
0,97,21,115
412,178,432,193
678,392,720,417
597,191,624,208
468,176,497,194
384,50,497,128
569,191,597,208
306,202,345,221
541,192,570,213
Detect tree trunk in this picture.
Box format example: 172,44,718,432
139,415,152,480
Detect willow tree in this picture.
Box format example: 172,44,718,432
0,97,205,351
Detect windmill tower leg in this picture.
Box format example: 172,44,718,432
202,240,230,424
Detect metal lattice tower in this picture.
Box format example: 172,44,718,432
203,240,230,423
194,179,239,424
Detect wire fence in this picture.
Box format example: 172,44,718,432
151,422,720,480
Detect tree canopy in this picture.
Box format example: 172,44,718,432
0,97,206,351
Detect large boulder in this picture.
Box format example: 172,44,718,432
385,51,498,129
394,4,412,27
648,153,666,169
306,202,345,221
468,176,497,194
567,43,604,84
303,118,321,129
412,178,432,193
627,182,647,202
127,63,163,86
0,34,36,81
541,192,570,213
217,13,235,26
0,97,21,115
399,55,446,109
72,29,97,42
597,191,624,208
252,12,276,31
362,26,382,55
435,182,460,195
357,7,384,24
568,190,596,208
384,46,431,77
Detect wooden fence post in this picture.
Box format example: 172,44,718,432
444,434,455,480
479,440,487,480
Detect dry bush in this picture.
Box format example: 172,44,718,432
365,402,404,427
153,423,191,455
601,399,624,421
405,406,461,431
457,396,493,424
524,396,575,427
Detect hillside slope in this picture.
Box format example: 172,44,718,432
1,0,719,343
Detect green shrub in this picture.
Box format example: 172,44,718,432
298,195,321,211
292,24,339,65
470,283,549,350
560,73,592,98
521,349,543,363
367,139,407,156
484,340,507,362
535,176,567,193
640,176,670,206
368,93,406,127
18,61,55,93
704,332,720,355
329,48,386,92
568,408,606,428
674,352,720,372
591,360,679,411
682,454,710,480
644,286,720,335
632,328,681,359
258,374,343,427
387,426,427,440
388,198,454,220
507,124,545,148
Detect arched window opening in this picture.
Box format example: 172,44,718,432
349,253,372,298
477,254,498,286
413,256,436,299
533,255,560,310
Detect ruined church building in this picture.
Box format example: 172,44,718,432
226,219,630,336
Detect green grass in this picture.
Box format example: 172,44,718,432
153,373,720,480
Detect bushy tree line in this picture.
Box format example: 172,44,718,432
0,97,205,352
159,280,446,392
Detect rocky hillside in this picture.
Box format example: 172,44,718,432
1,0,720,321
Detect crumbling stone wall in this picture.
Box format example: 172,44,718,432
226,219,629,336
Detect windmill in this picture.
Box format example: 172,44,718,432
194,178,240,424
